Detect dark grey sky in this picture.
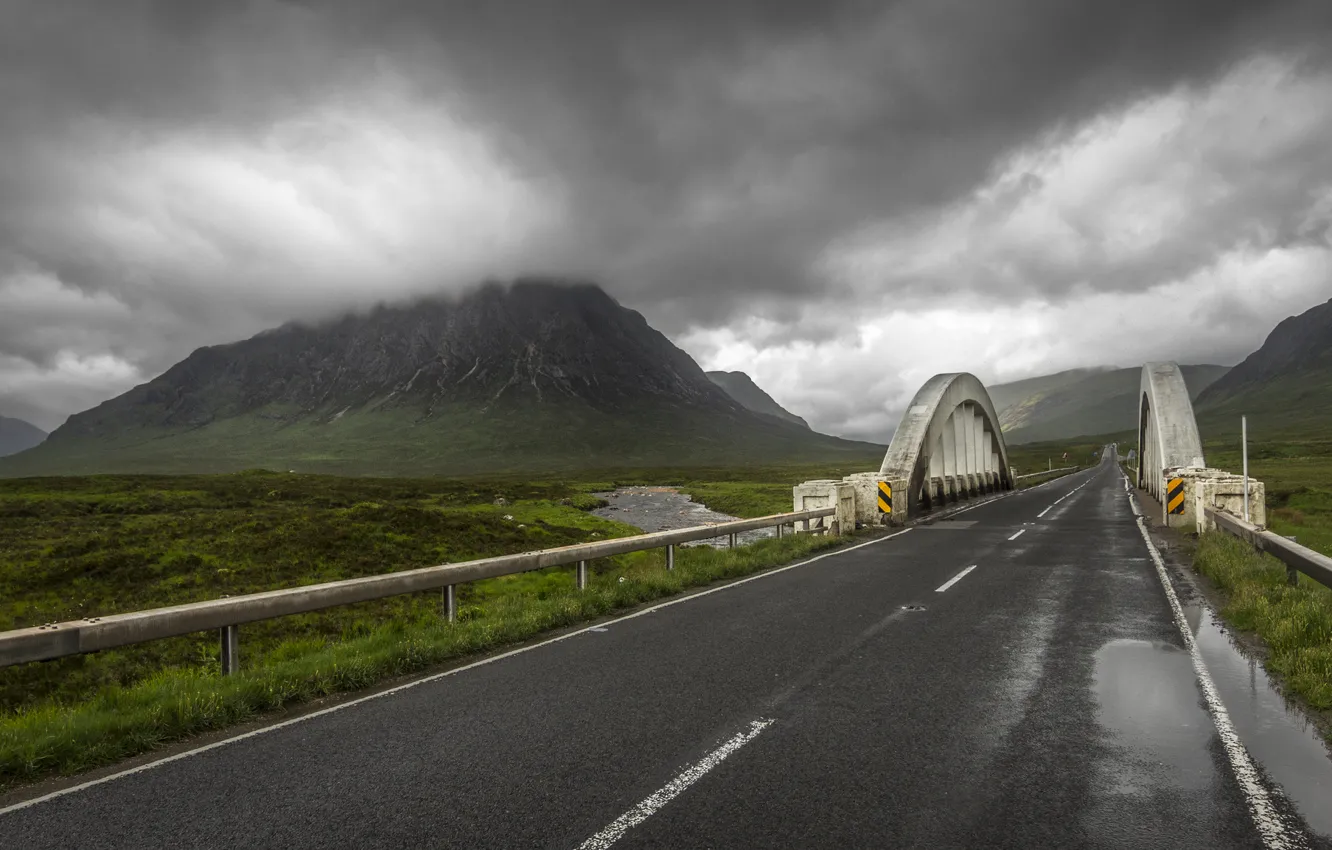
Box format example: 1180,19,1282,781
3,0,1332,438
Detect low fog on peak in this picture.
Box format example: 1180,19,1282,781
3,0,1332,438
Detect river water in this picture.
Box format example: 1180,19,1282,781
591,486,778,548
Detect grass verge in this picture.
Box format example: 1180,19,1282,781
0,529,852,790
1192,533,1332,727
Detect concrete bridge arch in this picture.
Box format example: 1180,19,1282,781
880,372,1014,515
1137,362,1206,502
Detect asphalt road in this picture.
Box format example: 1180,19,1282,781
2,454,1327,848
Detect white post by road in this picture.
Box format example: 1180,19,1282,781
1242,415,1250,523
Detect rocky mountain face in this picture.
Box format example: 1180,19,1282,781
706,371,809,429
0,415,46,457
55,280,747,440
14,280,882,476
1194,296,1332,436
1196,297,1332,402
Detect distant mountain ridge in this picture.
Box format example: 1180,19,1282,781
986,368,1115,431
1194,296,1332,436
993,364,1230,444
706,371,809,429
1,280,883,476
0,415,46,457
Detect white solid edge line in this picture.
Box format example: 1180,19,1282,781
1123,472,1301,850
1007,529,1026,541
577,718,775,850
935,565,978,593
0,529,914,817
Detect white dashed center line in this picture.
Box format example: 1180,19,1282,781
1008,529,1026,541
1038,480,1093,519
935,565,978,593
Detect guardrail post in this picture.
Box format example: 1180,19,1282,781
666,544,675,571
1287,565,1299,587
577,560,588,590
220,625,239,675
776,523,784,539
443,584,457,622
728,532,737,548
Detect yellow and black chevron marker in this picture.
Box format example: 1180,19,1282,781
877,481,893,514
1167,477,1185,515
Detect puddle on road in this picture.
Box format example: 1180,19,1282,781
1091,617,1332,841
1185,602,1332,839
1087,639,1240,848
592,486,779,548
1093,639,1216,793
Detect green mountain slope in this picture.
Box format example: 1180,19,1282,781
1194,297,1332,438
996,364,1230,444
987,368,1112,430
0,281,883,477
706,371,809,429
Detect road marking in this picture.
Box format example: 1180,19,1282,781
1008,529,1026,541
935,565,978,593
0,529,913,817
577,718,774,850
1125,474,1304,850
1037,479,1093,519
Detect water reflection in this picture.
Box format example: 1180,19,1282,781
1185,603,1332,839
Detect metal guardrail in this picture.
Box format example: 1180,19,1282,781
0,507,837,674
1205,507,1332,591
1014,466,1078,481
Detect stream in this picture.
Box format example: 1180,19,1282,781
591,486,778,548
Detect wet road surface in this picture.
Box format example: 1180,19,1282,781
3,454,1330,848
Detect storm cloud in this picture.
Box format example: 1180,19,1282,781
2,0,1332,438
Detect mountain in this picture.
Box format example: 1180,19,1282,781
0,280,883,477
706,371,809,429
987,368,1114,430
995,364,1230,444
0,415,46,457
1194,297,1332,437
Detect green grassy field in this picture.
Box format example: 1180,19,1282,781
1200,434,1332,557
0,400,887,479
